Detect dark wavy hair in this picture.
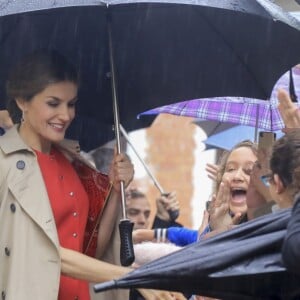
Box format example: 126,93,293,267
6,49,79,123
270,129,300,199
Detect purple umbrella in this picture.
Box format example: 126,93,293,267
140,67,300,131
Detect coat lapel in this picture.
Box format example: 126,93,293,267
1,126,59,249
8,157,60,249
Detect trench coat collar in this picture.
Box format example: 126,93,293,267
0,125,95,170
1,126,61,249
0,124,31,154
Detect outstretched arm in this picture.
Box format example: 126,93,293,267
61,247,186,300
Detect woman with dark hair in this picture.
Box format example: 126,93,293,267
266,132,300,209
259,129,300,275
274,89,300,275
0,50,184,300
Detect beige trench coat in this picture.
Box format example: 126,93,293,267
0,126,61,299
0,126,113,300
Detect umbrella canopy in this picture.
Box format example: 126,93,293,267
67,115,156,152
193,119,237,137
204,125,284,150
1,0,300,151
140,67,300,131
94,209,300,299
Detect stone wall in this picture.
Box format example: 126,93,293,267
131,114,196,228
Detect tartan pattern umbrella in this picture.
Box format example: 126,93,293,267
140,67,300,131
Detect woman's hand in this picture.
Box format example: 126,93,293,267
0,110,13,129
205,163,219,181
277,88,300,130
156,191,179,221
138,289,187,300
109,151,134,193
208,179,242,232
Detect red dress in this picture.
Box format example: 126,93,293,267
36,147,91,300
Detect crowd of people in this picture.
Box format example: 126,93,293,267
1,49,300,300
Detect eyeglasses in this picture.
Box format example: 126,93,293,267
260,173,273,187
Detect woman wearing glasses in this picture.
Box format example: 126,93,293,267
280,131,300,275
275,89,300,275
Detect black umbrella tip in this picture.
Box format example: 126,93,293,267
93,280,117,293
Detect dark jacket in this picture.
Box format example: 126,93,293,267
282,195,300,274
152,215,182,229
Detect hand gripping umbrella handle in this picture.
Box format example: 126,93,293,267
168,209,179,221
119,219,135,266
161,192,179,221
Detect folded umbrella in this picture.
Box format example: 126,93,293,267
94,209,300,299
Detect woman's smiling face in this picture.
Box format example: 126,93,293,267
223,146,257,215
17,81,78,153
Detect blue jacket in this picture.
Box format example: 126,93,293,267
167,225,211,247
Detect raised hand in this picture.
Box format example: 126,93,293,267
246,163,269,217
205,163,219,181
208,178,242,232
156,191,180,221
277,88,300,130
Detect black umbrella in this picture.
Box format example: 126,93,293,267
1,0,300,150
1,0,300,266
94,209,300,299
66,115,156,152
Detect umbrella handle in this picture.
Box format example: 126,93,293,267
119,219,135,266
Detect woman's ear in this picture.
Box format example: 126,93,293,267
15,98,27,111
273,174,285,194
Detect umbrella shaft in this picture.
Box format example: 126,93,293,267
120,125,165,194
107,14,126,218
